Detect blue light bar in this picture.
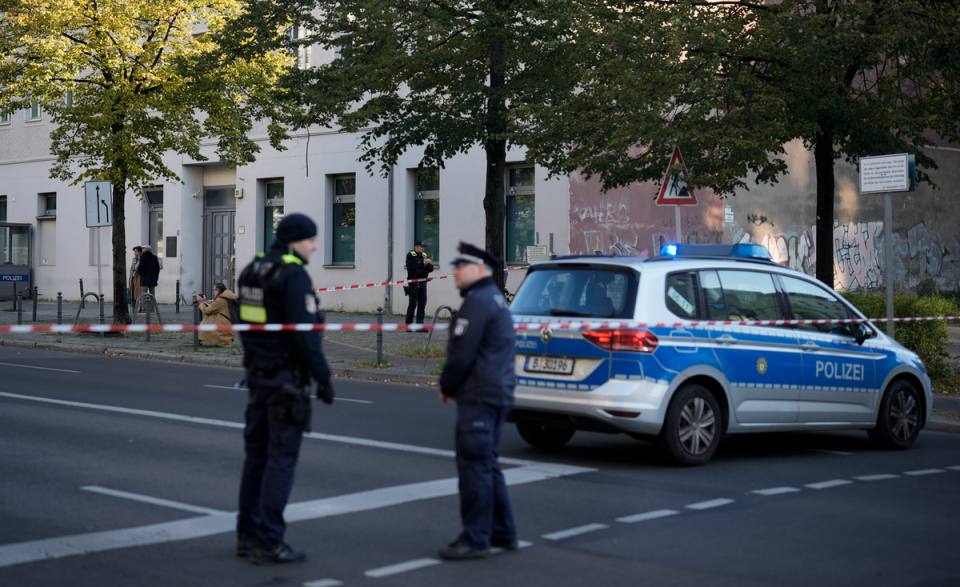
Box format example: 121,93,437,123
657,243,772,261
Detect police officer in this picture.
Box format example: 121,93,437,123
235,213,334,565
437,242,518,560
404,240,434,327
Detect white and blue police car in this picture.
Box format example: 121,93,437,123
509,244,932,466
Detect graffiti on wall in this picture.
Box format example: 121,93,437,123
733,220,960,291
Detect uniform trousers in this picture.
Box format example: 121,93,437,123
405,283,427,324
237,368,305,546
455,401,517,549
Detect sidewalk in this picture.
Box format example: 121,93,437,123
0,301,445,385
2,300,958,432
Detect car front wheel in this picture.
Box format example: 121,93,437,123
516,421,575,449
657,384,721,466
869,379,922,450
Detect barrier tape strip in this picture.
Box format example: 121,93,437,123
1,315,958,334
315,265,529,293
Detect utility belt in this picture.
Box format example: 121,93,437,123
244,347,295,377
269,383,312,433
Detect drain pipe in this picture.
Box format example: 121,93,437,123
386,152,394,316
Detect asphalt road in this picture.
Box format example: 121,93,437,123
1,347,958,587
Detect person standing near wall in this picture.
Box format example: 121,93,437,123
405,240,434,327
129,246,142,305
437,242,518,560
136,245,160,307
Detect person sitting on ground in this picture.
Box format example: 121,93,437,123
196,283,238,348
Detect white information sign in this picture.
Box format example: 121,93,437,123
526,245,549,263
859,154,910,194
85,181,113,227
724,205,734,224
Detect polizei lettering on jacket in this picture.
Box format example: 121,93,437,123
815,360,865,381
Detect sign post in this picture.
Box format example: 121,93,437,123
655,147,698,243
859,154,916,337
85,181,113,303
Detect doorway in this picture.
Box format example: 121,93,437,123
203,187,236,296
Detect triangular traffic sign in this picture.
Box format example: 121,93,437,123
656,147,698,206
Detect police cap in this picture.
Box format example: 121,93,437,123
451,241,499,271
414,240,426,247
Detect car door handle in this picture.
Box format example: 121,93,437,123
800,342,821,352
715,334,738,345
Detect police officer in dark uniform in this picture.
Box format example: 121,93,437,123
235,213,334,565
404,240,434,327
437,242,518,560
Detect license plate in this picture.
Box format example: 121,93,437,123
525,356,575,375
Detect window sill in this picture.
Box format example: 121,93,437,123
323,264,355,269
36,215,57,220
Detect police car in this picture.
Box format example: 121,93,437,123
509,244,932,466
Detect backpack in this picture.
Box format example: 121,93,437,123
227,297,241,324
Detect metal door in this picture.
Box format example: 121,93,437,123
203,209,235,296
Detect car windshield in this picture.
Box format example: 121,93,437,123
511,266,637,318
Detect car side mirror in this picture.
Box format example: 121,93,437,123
854,323,874,345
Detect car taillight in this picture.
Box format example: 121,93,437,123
582,329,658,353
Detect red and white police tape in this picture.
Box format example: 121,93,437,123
314,266,529,293
1,315,958,334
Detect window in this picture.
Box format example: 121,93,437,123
715,271,784,321
511,267,637,319
2,224,29,265
665,272,701,319
291,25,311,69
332,175,356,264
506,165,535,263
40,193,56,216
414,168,440,262
264,180,284,252
699,270,727,320
0,196,6,221
26,101,41,121
65,91,73,108
145,186,164,258
780,275,855,336
0,112,9,125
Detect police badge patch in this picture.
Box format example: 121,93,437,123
453,318,470,337
304,294,317,314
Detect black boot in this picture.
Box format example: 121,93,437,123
236,529,257,558
250,542,306,565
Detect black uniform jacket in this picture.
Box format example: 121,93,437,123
405,250,435,282
440,277,516,407
239,245,331,385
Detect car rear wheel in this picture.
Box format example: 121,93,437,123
657,384,721,466
868,379,922,450
516,421,575,449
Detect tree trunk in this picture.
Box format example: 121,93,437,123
484,8,508,293
813,121,835,287
112,182,131,325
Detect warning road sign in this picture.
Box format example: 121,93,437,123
655,147,698,206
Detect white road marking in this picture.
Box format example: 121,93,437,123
542,523,609,541
686,498,735,510
947,466,960,471
804,480,852,490
616,509,680,523
81,486,228,516
0,463,591,569
903,469,944,476
0,362,81,373
303,580,343,587
203,385,372,403
0,392,537,466
364,558,442,578
853,474,900,481
752,487,801,496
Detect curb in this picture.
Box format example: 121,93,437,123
1,338,438,384
928,416,960,435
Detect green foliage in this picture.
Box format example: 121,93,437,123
431,358,446,377
526,0,960,196
842,292,960,384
